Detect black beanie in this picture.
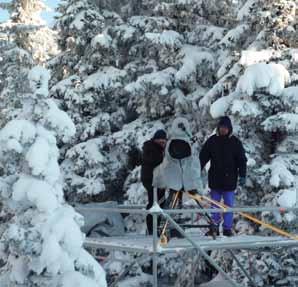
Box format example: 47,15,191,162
153,129,167,140
218,116,233,133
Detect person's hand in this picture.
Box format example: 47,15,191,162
239,177,246,187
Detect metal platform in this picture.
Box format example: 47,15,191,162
84,233,298,254
80,189,298,287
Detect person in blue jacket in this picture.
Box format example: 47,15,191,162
199,116,247,236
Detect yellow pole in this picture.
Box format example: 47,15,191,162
159,191,181,245
200,195,298,241
187,192,298,240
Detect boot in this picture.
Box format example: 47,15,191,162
223,229,233,237
205,225,219,237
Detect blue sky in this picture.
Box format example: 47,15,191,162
0,0,60,26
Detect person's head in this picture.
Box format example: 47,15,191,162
217,116,233,136
153,129,167,148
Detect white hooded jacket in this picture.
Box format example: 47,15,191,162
153,117,202,192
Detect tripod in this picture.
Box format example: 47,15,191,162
159,189,218,245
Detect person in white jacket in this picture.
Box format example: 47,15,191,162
153,117,203,198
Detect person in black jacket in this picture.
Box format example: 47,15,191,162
199,116,247,236
141,129,167,235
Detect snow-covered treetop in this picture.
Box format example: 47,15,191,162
0,0,58,62
29,67,76,142
0,0,47,25
56,0,105,50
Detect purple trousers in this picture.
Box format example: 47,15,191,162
210,189,235,231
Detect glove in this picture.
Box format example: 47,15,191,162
239,177,246,187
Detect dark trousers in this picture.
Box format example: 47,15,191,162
143,183,165,235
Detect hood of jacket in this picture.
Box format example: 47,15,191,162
166,117,193,160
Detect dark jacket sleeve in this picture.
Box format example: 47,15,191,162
142,142,163,167
199,138,211,170
127,146,142,169
236,140,247,178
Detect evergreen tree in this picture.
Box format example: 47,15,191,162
0,0,58,127
0,66,106,287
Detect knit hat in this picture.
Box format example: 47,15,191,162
153,129,167,140
217,116,233,134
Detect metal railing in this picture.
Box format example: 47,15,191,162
81,189,298,287
77,205,298,214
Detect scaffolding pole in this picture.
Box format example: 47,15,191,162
81,203,298,286
152,188,158,287
296,182,298,222
76,205,298,215
226,249,257,287
160,212,241,287
84,236,298,253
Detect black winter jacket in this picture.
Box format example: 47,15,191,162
199,134,247,191
141,140,164,185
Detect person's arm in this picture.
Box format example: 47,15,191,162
236,140,247,178
199,138,211,170
142,142,163,166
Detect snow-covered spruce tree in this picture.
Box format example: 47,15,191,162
60,0,224,206
49,1,128,202
0,1,34,127
202,1,298,285
206,0,297,224
226,62,298,287
0,0,58,63
50,2,161,201
0,66,106,287
214,82,298,285
0,41,34,128
0,0,58,127
49,0,106,82
50,0,240,204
